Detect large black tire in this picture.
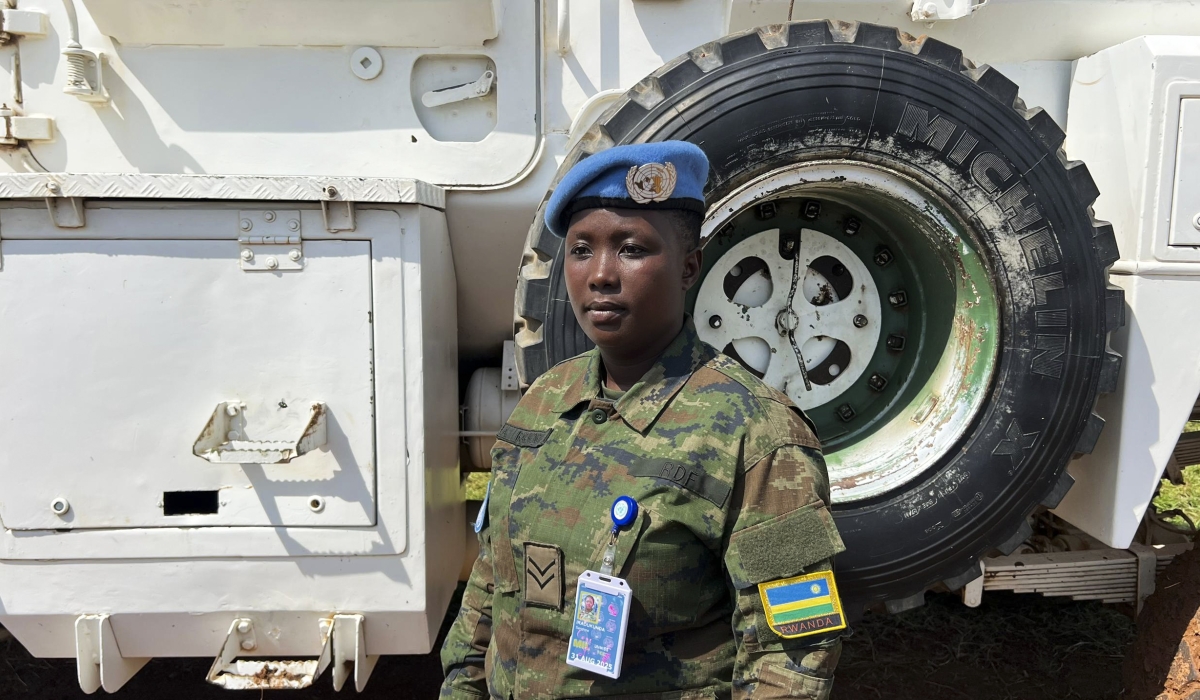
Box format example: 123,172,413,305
513,21,1123,609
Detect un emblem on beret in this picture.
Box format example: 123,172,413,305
625,162,677,203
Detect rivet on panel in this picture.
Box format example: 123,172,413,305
288,249,302,262
239,218,253,232
309,497,325,513
263,211,276,223
288,219,300,232
50,497,69,516
239,249,253,261
265,257,279,270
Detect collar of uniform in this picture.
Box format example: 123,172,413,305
550,318,711,432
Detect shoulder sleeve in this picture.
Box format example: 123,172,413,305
439,494,495,699
724,444,847,700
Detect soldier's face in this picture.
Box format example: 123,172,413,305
564,208,702,357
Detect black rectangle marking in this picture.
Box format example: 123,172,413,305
163,490,219,515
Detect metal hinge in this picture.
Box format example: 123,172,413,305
0,9,46,43
0,106,55,146
238,210,303,271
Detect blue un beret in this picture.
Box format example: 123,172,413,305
544,141,709,237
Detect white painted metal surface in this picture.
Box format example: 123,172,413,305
1058,36,1200,548
0,204,463,670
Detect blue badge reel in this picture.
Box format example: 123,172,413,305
566,570,632,679
567,496,638,678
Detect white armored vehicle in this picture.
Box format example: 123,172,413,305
0,0,1196,692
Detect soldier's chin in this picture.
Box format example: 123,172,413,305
579,315,628,345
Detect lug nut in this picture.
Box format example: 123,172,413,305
844,217,861,235
836,404,855,422
874,246,894,267
888,290,908,308
709,315,722,329
853,314,868,328
832,263,846,276
868,373,888,392
887,333,907,351
757,202,777,220
803,200,821,220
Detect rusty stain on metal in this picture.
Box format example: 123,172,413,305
209,660,321,690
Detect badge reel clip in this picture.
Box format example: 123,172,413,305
566,496,637,679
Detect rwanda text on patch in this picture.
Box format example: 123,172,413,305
757,570,847,639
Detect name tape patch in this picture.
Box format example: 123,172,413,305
758,570,847,639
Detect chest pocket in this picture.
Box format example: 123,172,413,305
488,423,554,594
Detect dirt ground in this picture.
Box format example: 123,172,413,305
1123,543,1200,700
0,591,1137,699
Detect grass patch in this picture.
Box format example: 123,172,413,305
1153,463,1200,527
464,471,490,501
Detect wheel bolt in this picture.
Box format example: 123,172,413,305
709,315,722,329
874,246,894,267
803,200,821,220
868,373,888,392
888,290,908,308
844,217,861,235
836,404,855,422
757,202,777,220
853,314,868,328
887,333,906,351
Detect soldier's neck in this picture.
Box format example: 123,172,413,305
598,321,683,391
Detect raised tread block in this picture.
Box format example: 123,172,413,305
911,36,964,71
1105,287,1126,332
942,561,983,592
721,31,773,64
1074,413,1106,455
1098,350,1122,394
1040,469,1075,509
788,21,834,47
996,520,1033,556
972,66,1020,107
884,591,926,614
1092,219,1120,268
1025,109,1066,153
515,278,550,319
1064,160,1101,205
854,23,901,51
603,101,649,145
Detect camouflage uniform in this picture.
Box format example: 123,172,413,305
441,319,846,699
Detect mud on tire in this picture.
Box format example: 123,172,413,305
514,21,1123,609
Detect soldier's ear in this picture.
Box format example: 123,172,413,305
682,247,702,291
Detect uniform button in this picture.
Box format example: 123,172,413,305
591,408,608,424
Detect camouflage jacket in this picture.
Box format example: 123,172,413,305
441,320,847,699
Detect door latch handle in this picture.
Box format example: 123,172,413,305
421,70,495,108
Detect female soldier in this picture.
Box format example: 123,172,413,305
441,141,846,699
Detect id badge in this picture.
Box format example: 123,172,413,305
566,570,632,679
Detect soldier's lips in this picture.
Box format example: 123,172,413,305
584,303,627,325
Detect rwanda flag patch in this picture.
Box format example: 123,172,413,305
758,571,847,639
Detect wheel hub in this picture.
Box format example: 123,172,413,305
690,162,1000,503
695,228,882,411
